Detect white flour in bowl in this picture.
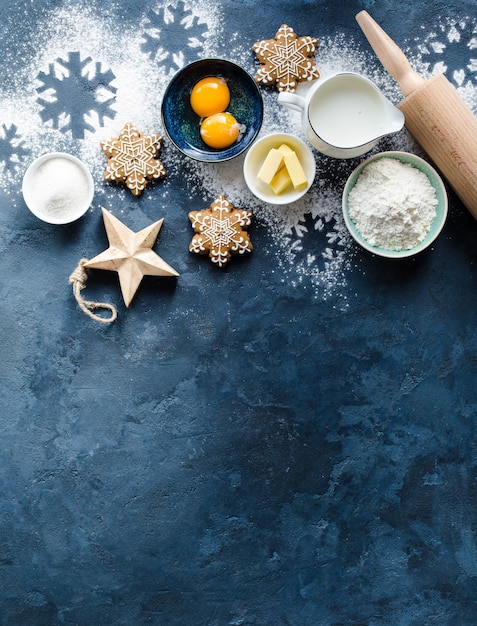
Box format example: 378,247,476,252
348,157,438,250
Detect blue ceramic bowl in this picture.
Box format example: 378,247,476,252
161,58,263,162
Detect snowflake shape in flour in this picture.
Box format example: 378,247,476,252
417,16,477,88
100,123,166,196
0,124,28,172
36,51,117,139
188,195,253,267
141,1,209,72
278,208,350,301
287,212,347,260
252,24,320,92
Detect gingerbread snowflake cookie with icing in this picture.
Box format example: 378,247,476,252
252,24,320,92
100,122,166,196
188,195,253,267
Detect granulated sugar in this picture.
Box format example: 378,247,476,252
1,2,476,304
25,156,92,222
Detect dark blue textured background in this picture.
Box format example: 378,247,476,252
1,0,477,624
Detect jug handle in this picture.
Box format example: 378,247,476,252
277,91,305,113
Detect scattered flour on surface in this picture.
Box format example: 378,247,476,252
413,15,477,112
348,158,438,250
0,3,476,304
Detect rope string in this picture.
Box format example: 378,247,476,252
69,258,117,323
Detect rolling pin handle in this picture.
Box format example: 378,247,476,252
356,10,425,96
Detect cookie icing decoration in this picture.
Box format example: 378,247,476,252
252,24,320,92
83,208,178,307
100,122,166,196
188,195,253,267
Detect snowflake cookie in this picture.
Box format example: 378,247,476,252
100,122,166,196
252,24,320,92
188,195,253,268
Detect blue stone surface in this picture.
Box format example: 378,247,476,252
1,0,477,624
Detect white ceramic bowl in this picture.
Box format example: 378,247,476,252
243,132,316,205
22,152,94,224
342,151,448,258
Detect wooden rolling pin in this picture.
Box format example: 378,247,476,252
356,10,477,219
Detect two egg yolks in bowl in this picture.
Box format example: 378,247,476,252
190,77,241,149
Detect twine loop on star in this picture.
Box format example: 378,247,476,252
69,258,117,323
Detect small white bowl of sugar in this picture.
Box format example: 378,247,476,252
22,152,94,224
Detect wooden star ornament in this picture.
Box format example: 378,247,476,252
83,208,179,307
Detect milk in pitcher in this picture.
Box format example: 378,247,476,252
309,74,385,148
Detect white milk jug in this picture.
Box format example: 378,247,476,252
278,72,405,159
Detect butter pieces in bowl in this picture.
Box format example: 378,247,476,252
244,132,316,204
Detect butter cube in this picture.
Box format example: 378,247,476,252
277,143,294,157
257,148,284,185
283,151,307,189
270,166,292,194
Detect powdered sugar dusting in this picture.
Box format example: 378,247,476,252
1,1,221,168
1,2,476,307
414,14,477,110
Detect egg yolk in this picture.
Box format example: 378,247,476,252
200,112,240,149
190,77,230,118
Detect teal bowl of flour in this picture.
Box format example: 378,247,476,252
342,151,448,258
22,152,94,224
